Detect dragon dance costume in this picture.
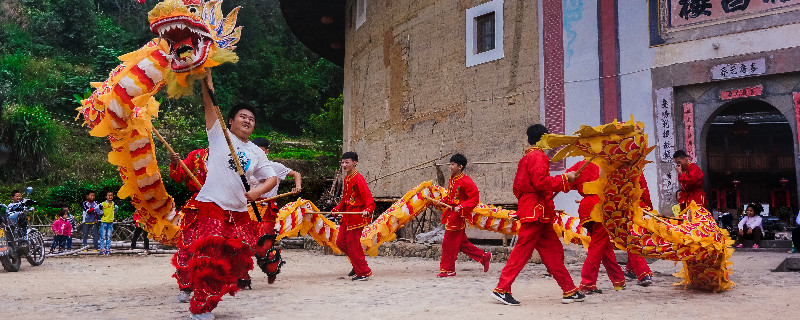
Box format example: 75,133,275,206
494,146,579,298
625,175,653,282
566,161,626,291
438,173,490,276
169,148,208,292
333,170,375,278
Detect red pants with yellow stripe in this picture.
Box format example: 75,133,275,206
495,221,578,297
579,223,625,290
336,226,372,277
439,229,486,273
625,252,653,281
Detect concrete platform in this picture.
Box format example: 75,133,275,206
773,257,800,272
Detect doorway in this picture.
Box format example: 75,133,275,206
705,99,796,225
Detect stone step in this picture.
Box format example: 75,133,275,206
735,239,792,248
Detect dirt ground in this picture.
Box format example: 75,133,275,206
1,247,798,320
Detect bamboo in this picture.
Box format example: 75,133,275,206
642,209,684,224
573,155,598,175
152,128,203,188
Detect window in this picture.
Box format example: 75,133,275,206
466,0,504,67
476,13,496,53
356,0,367,29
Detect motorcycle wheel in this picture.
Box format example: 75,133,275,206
26,230,45,266
0,251,21,272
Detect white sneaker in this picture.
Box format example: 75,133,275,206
177,290,191,303
189,312,214,320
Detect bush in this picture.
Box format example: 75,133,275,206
0,104,65,180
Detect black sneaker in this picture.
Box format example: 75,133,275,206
582,288,602,294
348,269,356,277
638,275,652,287
237,278,252,290
491,291,521,306
351,275,369,281
561,291,586,304
624,270,636,280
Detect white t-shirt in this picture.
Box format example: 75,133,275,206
258,161,292,199
195,122,275,211
738,215,764,235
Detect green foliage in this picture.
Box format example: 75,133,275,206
308,94,343,144
43,179,135,221
271,147,332,161
0,104,64,180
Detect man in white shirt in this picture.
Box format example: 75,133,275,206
736,204,764,249
183,71,278,320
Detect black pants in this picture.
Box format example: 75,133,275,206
793,226,800,250
51,235,68,250
131,227,149,250
740,226,763,245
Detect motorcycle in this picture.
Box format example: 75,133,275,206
0,198,46,272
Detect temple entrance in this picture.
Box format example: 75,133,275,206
705,99,797,232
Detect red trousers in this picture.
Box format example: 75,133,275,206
336,226,372,276
182,200,266,314
439,229,485,272
495,221,578,297
625,252,652,281
579,223,625,290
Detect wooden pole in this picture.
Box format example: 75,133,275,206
642,209,684,223
573,155,598,176
255,192,294,204
152,128,203,189
422,195,452,210
204,71,262,222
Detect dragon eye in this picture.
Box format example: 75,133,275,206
189,7,198,13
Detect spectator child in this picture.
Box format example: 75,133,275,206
131,211,150,255
66,210,77,250
81,191,101,251
736,204,764,249
99,191,118,255
50,208,72,253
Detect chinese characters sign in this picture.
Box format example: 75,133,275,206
655,88,676,163
711,58,765,80
671,1,800,28
721,85,763,100
683,102,696,161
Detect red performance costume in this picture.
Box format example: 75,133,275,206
333,170,375,277
566,161,625,291
438,173,490,276
169,148,208,292
678,163,706,210
494,146,579,298
625,174,653,282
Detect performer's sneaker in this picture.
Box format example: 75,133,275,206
614,284,626,291
177,290,192,303
623,270,636,280
348,269,356,277
351,275,370,281
437,271,456,278
491,291,520,306
561,291,586,304
189,312,214,320
582,288,602,294
637,275,652,287
481,252,492,272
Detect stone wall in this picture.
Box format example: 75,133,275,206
342,0,540,204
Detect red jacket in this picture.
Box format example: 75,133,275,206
169,148,208,193
513,147,570,223
678,163,706,207
333,170,375,230
566,160,599,224
639,174,653,210
441,173,480,231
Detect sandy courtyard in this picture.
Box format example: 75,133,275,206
1,248,798,320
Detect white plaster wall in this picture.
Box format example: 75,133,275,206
617,2,660,211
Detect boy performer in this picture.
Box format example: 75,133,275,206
437,153,492,277
623,174,654,286
168,147,209,302
181,72,278,320
332,152,375,281
491,124,584,305
673,150,705,210
566,160,626,293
